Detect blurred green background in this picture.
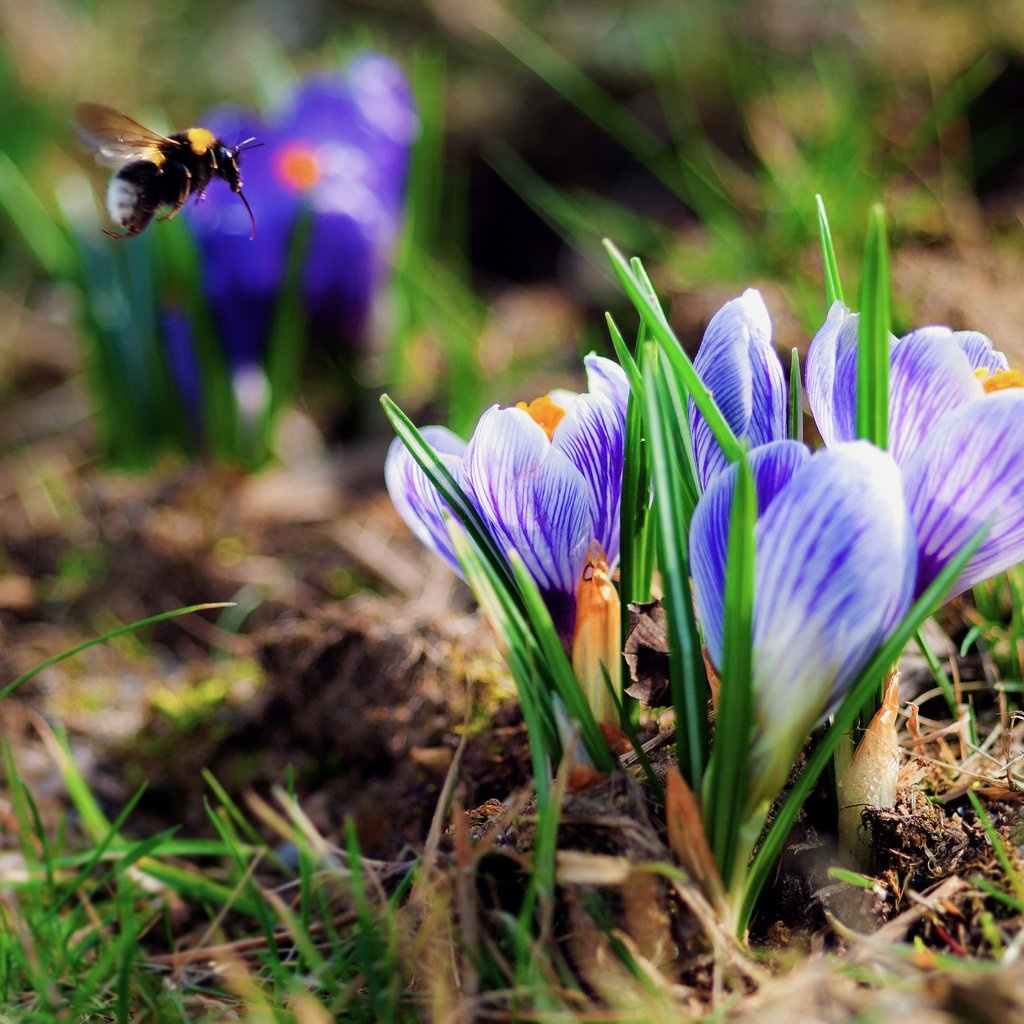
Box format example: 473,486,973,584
2,0,1024,455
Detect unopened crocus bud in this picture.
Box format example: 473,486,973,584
571,541,621,727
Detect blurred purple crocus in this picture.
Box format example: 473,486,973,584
686,289,788,490
185,54,417,378
806,302,1024,599
690,440,916,806
385,355,629,643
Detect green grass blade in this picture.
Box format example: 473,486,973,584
705,455,756,886
642,344,709,789
604,312,643,399
380,395,520,599
815,194,844,307
0,602,234,701
739,519,992,933
788,348,803,442
603,240,744,470
507,555,614,772
855,204,890,450
968,790,1024,907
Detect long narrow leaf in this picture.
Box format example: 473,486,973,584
705,454,756,887
855,204,890,450
508,555,614,772
380,395,519,599
815,194,844,307
603,240,744,469
788,348,803,442
642,345,709,788
1,602,234,701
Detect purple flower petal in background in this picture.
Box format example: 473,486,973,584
687,289,787,490
691,441,916,805
162,307,204,432
186,54,417,376
187,109,301,373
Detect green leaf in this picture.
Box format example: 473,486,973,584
0,603,234,701
380,395,519,600
788,348,803,442
815,194,844,307
705,454,756,886
855,204,890,450
642,344,709,788
603,240,744,470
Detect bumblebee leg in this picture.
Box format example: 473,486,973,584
157,164,192,222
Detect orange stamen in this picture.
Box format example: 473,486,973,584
979,367,1024,394
516,395,567,441
275,144,321,193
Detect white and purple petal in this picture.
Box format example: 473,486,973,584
384,426,468,575
460,406,593,635
687,289,787,489
749,442,916,799
903,390,1024,598
955,331,1010,375
552,390,626,565
805,301,862,448
584,353,631,418
689,439,811,667
888,327,982,467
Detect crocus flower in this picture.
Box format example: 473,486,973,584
690,440,916,807
687,289,788,490
806,303,1024,598
385,355,629,650
186,54,417,377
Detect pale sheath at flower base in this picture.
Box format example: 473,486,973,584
687,289,788,490
807,302,1024,598
385,355,629,720
690,440,916,808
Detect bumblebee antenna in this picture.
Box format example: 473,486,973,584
236,189,257,240
236,137,264,153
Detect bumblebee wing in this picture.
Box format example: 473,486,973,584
74,102,175,167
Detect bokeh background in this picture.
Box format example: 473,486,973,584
1,0,1024,852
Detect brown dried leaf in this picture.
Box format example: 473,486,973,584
624,601,671,705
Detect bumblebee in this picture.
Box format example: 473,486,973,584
74,102,261,240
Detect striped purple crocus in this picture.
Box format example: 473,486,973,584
806,302,1024,598
690,439,916,806
687,289,788,491
385,354,629,647
185,54,417,382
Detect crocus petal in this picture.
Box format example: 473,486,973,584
187,108,300,371
805,301,864,449
903,390,1024,598
461,406,593,636
955,331,1010,375
584,353,631,418
689,439,811,666
688,289,787,488
384,426,467,575
552,389,625,564
888,327,982,466
750,442,916,800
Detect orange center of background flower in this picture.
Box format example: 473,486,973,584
275,144,321,193
516,396,567,441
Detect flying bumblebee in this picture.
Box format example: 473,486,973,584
74,102,261,240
